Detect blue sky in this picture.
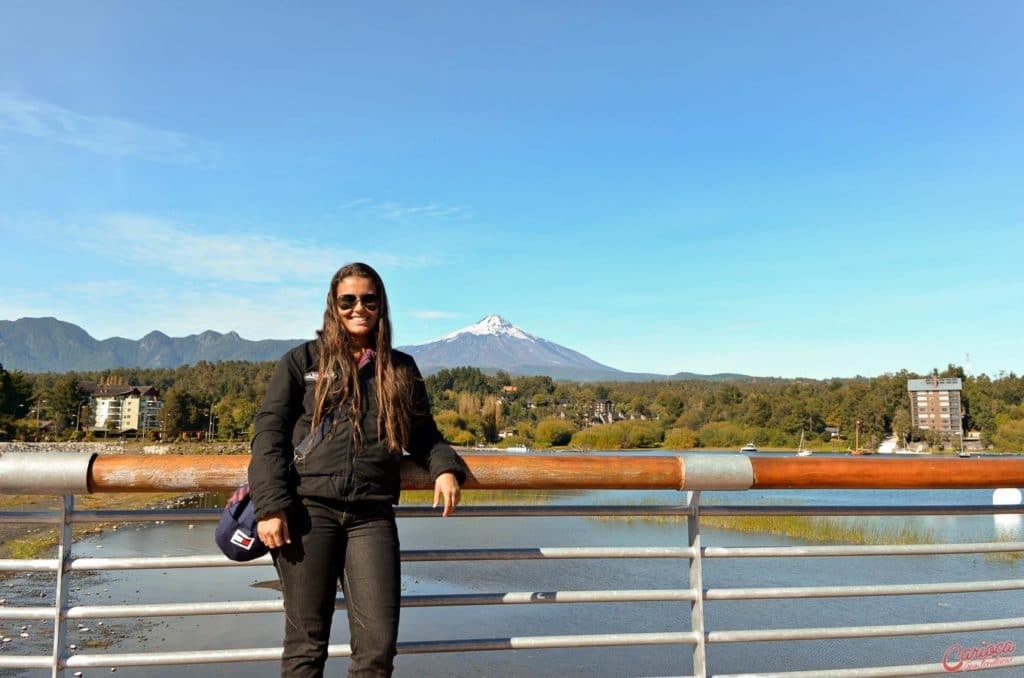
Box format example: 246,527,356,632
1,1,1022,379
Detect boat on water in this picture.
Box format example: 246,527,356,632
796,431,813,457
740,442,757,453
849,421,874,455
505,444,531,453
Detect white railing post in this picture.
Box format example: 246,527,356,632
51,494,73,678
687,490,706,678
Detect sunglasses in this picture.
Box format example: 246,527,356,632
336,293,380,312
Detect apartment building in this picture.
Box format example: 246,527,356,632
907,376,963,436
90,384,163,433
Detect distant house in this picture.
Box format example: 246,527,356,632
824,426,841,439
89,384,163,433
907,376,964,436
590,399,619,425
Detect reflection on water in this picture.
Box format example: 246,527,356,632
2,486,1023,677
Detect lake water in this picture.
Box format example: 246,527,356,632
3,476,1024,675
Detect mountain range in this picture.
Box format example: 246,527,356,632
0,317,305,373
0,316,748,381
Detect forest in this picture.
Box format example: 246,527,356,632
2,360,1023,452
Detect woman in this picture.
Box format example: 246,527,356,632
248,262,465,677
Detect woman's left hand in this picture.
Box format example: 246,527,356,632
433,472,461,517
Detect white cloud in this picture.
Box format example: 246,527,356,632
410,310,463,320
0,91,215,164
0,282,322,341
92,213,429,284
336,198,472,222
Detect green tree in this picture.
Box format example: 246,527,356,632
891,408,912,444
215,394,259,440
0,363,33,427
481,395,503,443
992,407,1024,452
534,417,576,447
45,374,91,434
426,367,493,398
654,391,685,421
160,388,204,437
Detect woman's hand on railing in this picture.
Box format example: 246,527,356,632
257,512,291,548
433,472,461,517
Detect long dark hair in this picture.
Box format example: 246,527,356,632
312,262,413,452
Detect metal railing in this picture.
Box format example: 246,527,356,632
2,451,1024,676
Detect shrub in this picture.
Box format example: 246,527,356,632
663,427,699,449
571,420,664,450
534,417,576,447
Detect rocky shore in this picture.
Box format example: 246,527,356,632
0,441,126,454
0,440,250,455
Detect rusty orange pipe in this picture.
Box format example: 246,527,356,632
748,456,1024,489
85,453,1024,494
87,454,686,492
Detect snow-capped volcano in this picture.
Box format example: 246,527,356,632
399,315,625,380
438,315,534,342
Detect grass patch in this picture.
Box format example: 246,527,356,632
588,498,937,546
4,529,59,559
82,639,115,649
699,514,936,545
984,533,1024,563
0,492,186,563
399,488,561,506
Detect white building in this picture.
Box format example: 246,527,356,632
907,377,963,436
90,384,163,433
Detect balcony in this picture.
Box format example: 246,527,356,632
2,452,1024,676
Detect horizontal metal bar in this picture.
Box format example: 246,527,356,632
712,655,1024,678
397,504,694,517
404,589,698,607
80,600,283,618
87,454,693,492
749,456,1024,489
0,656,53,669
702,541,1024,558
0,511,63,524
708,615,1024,642
65,647,286,668
72,453,1024,492
0,606,51,620
682,453,753,489
78,505,697,522
58,632,699,668
398,631,700,653
0,451,95,494
706,578,1024,600
698,504,1024,517
9,540,1017,574
0,589,696,622
70,509,214,523
60,546,693,572
401,547,696,561
3,504,1022,526
0,558,58,572
67,554,269,570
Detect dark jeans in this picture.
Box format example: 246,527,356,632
273,498,400,678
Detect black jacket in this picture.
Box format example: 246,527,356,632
248,341,466,519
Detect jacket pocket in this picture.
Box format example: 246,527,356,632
294,473,336,500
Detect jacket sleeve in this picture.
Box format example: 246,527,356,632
404,359,467,485
248,349,304,519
